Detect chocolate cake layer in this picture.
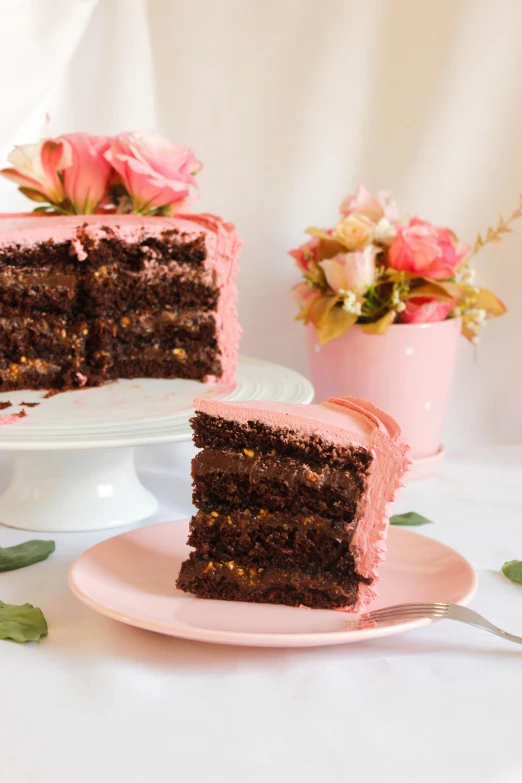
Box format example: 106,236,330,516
0,315,87,360
0,241,72,268
76,230,207,268
0,357,81,391
186,509,358,570
90,345,221,382
0,231,206,269
176,553,362,610
192,448,362,522
191,411,373,477
89,310,216,358
0,313,87,390
87,309,221,382
91,310,218,346
84,263,218,313
0,265,79,313
0,214,240,390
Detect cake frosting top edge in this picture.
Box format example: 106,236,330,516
193,395,405,448
0,212,237,247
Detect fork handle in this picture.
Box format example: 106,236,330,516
447,604,522,645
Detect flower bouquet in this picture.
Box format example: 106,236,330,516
291,187,519,467
291,186,512,344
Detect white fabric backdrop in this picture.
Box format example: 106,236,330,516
1,0,521,446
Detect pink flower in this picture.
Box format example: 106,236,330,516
388,217,470,280
289,237,320,274
399,296,456,324
293,280,322,308
105,131,202,214
0,139,71,204
340,185,400,224
320,246,376,295
59,133,112,214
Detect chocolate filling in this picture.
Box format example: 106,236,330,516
193,449,361,494
192,448,363,522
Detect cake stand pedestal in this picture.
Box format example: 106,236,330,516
0,448,157,533
0,357,313,533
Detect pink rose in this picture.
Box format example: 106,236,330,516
388,217,470,280
289,236,320,274
0,139,71,204
105,131,202,214
320,246,376,295
399,296,456,324
340,185,400,224
59,133,112,214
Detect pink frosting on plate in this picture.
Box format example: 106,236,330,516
194,395,410,611
0,212,241,385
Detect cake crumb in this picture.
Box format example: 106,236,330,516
21,401,40,408
43,389,62,399
0,401,12,410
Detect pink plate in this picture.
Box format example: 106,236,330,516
69,520,477,648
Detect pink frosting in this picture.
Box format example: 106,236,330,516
0,212,241,384
0,413,23,426
195,395,410,611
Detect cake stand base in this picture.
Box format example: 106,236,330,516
0,448,158,533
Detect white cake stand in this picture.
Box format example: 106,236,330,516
0,357,313,533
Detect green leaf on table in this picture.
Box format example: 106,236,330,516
501,560,522,584
0,539,55,572
390,511,433,526
0,600,48,643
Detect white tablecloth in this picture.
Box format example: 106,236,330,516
1,443,521,783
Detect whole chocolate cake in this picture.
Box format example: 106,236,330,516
177,396,410,611
0,213,240,391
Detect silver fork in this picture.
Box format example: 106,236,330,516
356,602,522,645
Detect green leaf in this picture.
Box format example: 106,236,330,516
390,511,433,526
0,539,55,572
0,600,48,643
501,560,522,584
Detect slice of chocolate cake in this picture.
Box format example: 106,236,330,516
176,396,410,611
0,212,241,391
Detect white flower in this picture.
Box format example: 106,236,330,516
374,217,397,245
468,307,487,325
457,266,476,286
341,290,362,315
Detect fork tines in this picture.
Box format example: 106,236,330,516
362,602,449,623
